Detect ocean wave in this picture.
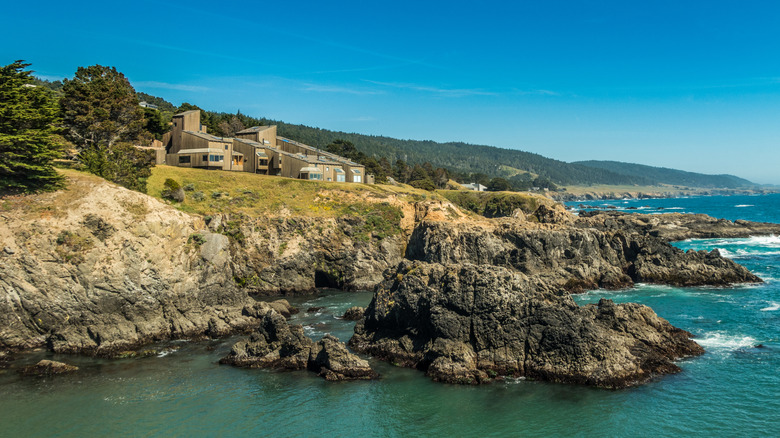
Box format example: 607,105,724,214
696,332,757,350
734,204,754,208
760,302,780,312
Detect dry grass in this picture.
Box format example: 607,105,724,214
146,165,442,218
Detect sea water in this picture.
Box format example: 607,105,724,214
1,194,778,437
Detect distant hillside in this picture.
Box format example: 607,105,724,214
574,161,755,188
261,122,653,186
131,90,752,188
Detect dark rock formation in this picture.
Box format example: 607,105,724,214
309,334,377,381
350,261,704,388
406,219,759,290
221,309,377,381
19,359,79,376
577,211,780,241
342,307,365,321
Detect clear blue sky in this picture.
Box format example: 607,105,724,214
4,0,780,184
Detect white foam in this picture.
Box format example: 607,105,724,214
666,207,684,210
696,332,757,350
760,302,780,312
735,204,754,208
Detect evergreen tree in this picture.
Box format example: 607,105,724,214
0,60,64,193
61,65,153,192
61,65,144,150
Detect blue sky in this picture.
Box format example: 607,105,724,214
4,0,780,184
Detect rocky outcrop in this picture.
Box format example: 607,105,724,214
577,211,780,241
0,174,297,355
406,219,759,289
342,306,365,321
221,308,377,381
350,261,704,388
19,359,79,376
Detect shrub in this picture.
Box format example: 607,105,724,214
161,178,185,202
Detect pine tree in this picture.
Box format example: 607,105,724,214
0,60,64,194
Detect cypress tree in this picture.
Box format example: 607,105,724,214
0,60,64,194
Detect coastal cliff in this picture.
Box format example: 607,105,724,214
0,169,772,389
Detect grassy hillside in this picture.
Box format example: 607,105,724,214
146,165,447,219
574,160,755,188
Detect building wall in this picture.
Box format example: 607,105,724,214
170,111,201,153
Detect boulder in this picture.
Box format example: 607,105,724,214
222,310,377,381
309,334,377,381
19,359,79,376
342,306,365,321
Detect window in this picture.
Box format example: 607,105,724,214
326,167,329,172
178,156,191,164
258,159,268,166
202,155,208,162
225,145,228,150
353,175,362,183
209,154,224,162
308,173,322,180
337,174,345,182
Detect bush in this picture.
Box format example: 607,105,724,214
409,179,436,191
161,178,185,202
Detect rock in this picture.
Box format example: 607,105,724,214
19,359,79,376
3,247,14,255
222,311,377,381
309,334,377,381
405,218,759,290
220,309,312,370
307,306,325,313
342,306,365,321
349,261,704,388
267,299,298,318
531,204,574,225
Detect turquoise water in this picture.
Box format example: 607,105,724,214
1,195,779,437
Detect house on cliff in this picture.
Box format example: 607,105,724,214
162,110,370,183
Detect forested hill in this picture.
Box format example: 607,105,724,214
574,161,756,188
264,121,651,186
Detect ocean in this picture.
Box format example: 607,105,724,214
1,194,778,437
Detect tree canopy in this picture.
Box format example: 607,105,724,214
0,60,64,194
61,65,153,192
61,65,145,150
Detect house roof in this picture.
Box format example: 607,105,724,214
299,166,322,173
183,130,231,142
236,125,275,134
174,110,200,117
176,148,227,154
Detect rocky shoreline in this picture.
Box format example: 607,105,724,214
1,173,777,387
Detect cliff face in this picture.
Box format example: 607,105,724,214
406,215,760,290
350,261,704,388
0,174,276,354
